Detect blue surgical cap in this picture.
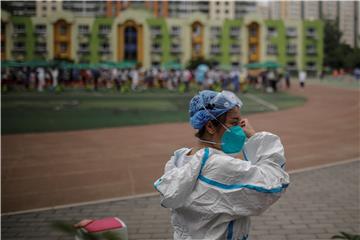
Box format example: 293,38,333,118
189,90,242,130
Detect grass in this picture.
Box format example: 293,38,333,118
1,88,306,135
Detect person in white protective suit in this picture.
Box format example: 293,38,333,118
154,90,290,240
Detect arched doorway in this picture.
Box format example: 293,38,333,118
124,26,137,61
117,20,143,66
191,21,204,59
247,22,260,63
53,19,71,60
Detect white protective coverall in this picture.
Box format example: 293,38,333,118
154,131,290,240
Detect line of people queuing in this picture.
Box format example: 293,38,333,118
1,66,297,93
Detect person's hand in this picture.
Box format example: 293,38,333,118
73,219,93,228
240,118,256,138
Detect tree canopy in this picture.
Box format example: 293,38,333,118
324,20,360,69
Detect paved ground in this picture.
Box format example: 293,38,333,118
2,84,359,213
2,160,359,240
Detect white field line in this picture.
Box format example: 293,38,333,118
246,93,279,111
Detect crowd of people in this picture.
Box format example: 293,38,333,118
1,65,303,94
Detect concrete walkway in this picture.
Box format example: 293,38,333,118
2,160,359,240
2,84,359,213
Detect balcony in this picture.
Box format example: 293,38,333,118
230,47,241,54
12,47,26,54
210,48,221,55
12,30,26,37
98,48,111,54
36,35,46,42
170,47,182,54
267,45,278,55
306,65,317,71
77,48,90,55
151,30,162,38
287,46,297,55
306,30,317,38
286,30,297,38
78,30,91,36
267,28,277,39
98,31,110,37
170,29,181,36
286,63,297,71
306,46,317,55
34,29,47,35
151,47,162,54
211,27,221,38
230,30,240,38
35,47,47,54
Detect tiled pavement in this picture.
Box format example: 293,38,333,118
2,160,359,240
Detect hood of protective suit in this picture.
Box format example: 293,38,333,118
154,147,205,209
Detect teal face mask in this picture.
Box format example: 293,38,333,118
221,125,247,154
199,125,247,154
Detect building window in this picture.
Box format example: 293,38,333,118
13,24,25,33
230,27,240,38
99,24,111,35
60,43,68,53
60,24,67,35
216,1,220,5
14,42,25,49
211,26,221,38
124,26,137,60
78,25,89,34
250,45,257,54
306,45,317,55
42,6,47,11
287,44,297,55
267,44,278,55
306,61,316,71
52,6,56,11
307,27,316,38
286,27,297,37
267,27,277,37
192,25,201,37
225,9,229,14
152,61,160,67
35,42,47,51
151,26,162,38
171,26,181,35
35,24,47,34
194,44,201,54
249,27,257,37
79,43,89,50
100,43,110,53
230,44,241,54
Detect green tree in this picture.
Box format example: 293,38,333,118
323,20,356,69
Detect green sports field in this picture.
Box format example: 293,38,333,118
1,88,306,135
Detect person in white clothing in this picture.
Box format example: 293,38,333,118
299,70,307,88
130,68,139,91
51,68,59,88
37,67,45,92
154,90,290,240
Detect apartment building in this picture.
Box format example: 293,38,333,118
1,7,324,76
